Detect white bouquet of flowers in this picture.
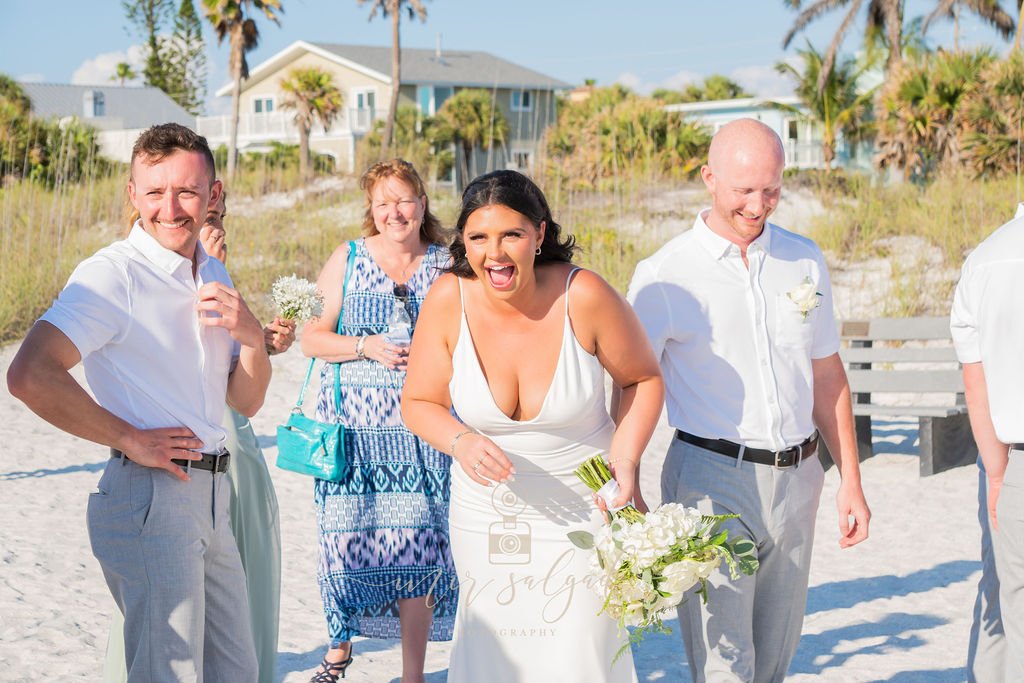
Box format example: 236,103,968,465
270,274,324,322
569,455,759,661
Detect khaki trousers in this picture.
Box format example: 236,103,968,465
968,458,1006,683
661,438,824,683
88,455,257,682
994,452,1024,681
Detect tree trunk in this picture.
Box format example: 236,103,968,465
1016,3,1024,51
227,26,244,180
954,3,960,51
885,0,903,76
461,141,472,191
383,8,401,159
298,123,310,180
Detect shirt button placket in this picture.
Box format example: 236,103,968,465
193,272,210,434
752,250,784,450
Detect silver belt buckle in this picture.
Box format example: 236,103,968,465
775,444,802,468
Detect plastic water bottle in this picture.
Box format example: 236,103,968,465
385,299,412,350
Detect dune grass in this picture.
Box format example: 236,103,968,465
0,168,663,343
0,174,125,343
804,172,1019,265
4,165,1013,342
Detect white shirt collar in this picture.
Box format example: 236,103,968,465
694,209,773,259
128,222,207,275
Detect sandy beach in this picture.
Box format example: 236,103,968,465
0,330,981,682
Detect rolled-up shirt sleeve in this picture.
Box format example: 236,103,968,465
40,255,130,358
810,253,841,359
950,261,981,363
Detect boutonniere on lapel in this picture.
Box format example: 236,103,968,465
786,276,822,321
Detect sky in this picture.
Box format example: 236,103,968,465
1,0,1017,115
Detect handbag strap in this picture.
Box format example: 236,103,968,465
293,240,356,412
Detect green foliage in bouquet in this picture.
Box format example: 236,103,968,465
569,454,759,662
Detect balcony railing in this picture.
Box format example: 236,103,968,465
784,140,824,169
197,108,380,142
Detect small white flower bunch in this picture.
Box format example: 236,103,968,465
787,276,822,320
270,274,324,322
570,456,759,662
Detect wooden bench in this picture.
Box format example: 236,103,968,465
818,317,977,477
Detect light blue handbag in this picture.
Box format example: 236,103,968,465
275,241,355,481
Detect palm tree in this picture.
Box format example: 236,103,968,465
922,0,1015,50
652,74,753,103
357,0,427,158
0,74,31,117
437,88,509,188
962,52,1024,178
110,62,138,87
775,42,878,170
279,67,343,179
874,48,994,179
202,0,283,179
783,0,904,93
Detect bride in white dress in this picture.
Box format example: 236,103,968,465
402,170,664,682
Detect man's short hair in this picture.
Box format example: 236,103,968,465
131,123,216,184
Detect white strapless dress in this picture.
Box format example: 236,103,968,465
446,271,637,682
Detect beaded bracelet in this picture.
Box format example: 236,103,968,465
355,335,367,360
450,429,473,457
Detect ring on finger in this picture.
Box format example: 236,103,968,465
472,458,483,472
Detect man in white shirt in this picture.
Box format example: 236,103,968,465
951,211,1024,681
626,119,870,682
7,123,271,680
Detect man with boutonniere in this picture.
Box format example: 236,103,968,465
6,123,270,680
623,118,870,683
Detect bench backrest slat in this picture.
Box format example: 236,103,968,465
846,369,965,393
840,347,960,364
840,316,951,341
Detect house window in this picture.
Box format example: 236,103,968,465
434,86,452,111
254,97,274,114
416,85,453,115
354,89,376,112
352,89,377,130
83,90,105,118
511,90,532,112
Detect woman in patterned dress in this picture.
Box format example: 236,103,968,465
300,159,457,683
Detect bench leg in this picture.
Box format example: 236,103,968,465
818,415,874,472
918,413,978,477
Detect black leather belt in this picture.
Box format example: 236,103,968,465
110,448,231,473
675,430,818,468
1013,444,1024,452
